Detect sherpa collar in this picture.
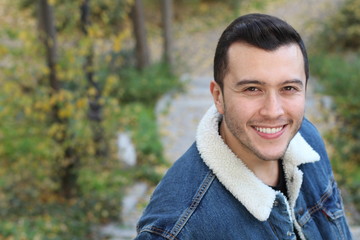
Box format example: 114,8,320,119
196,105,320,221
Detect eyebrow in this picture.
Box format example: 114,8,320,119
282,79,304,86
235,79,304,87
235,80,265,87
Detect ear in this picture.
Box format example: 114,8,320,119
210,80,225,114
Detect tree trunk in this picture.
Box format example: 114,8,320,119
80,0,108,157
38,0,59,91
38,0,78,200
161,0,173,68
130,0,150,70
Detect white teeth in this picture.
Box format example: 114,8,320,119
255,127,283,134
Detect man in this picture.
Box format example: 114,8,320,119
135,14,352,240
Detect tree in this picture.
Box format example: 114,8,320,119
38,0,79,199
38,0,59,91
80,0,108,157
130,0,150,70
161,0,174,68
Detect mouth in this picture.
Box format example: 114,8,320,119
252,125,287,139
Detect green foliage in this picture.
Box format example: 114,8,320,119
117,62,182,105
315,0,360,51
17,0,133,35
117,103,171,184
143,0,276,34
310,0,360,212
1,203,97,239
0,0,181,239
310,53,360,210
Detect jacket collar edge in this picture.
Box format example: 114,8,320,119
196,105,320,221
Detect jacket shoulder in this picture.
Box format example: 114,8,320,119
299,118,329,161
298,118,335,185
136,143,213,239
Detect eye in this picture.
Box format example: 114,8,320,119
242,86,263,96
282,86,298,92
245,87,260,92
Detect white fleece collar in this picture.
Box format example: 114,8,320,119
196,105,320,221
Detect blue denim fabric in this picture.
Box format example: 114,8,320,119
135,119,352,240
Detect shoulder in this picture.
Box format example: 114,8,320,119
299,118,328,160
136,143,213,239
164,142,210,184
299,118,323,144
298,118,333,178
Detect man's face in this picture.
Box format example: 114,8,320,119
211,42,306,163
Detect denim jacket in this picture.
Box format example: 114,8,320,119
135,106,352,240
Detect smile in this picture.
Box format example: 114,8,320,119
254,126,284,134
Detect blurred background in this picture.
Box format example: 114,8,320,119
0,0,359,239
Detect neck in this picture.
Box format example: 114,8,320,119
219,120,280,186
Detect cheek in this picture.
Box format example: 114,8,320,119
225,97,260,120
226,96,305,122
285,98,305,117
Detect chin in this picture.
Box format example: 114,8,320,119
258,137,294,161
257,149,287,161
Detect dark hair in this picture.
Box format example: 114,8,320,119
214,13,309,89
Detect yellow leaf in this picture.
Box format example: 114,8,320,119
48,0,56,5
3,82,16,94
112,30,130,52
40,65,50,75
98,98,105,105
87,87,98,97
113,37,122,52
199,3,209,12
18,31,28,41
0,44,8,55
76,98,88,109
38,113,46,121
106,75,117,86
49,95,57,106
48,123,61,137
57,90,66,102
24,106,32,116
58,104,74,119
34,101,43,110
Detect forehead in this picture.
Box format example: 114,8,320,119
227,42,303,64
225,42,305,83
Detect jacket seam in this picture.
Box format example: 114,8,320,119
299,179,345,228
140,226,179,240
308,179,335,216
297,182,333,228
169,170,216,238
334,218,346,240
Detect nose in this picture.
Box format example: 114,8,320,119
259,92,285,119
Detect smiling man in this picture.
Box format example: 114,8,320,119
211,42,306,187
135,14,352,240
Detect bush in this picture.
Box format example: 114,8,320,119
310,0,360,212
0,59,181,238
0,9,181,237
315,0,360,51
115,102,172,184
310,53,360,210
117,62,182,105
1,0,180,238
